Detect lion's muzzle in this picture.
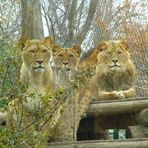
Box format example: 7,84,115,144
33,59,45,72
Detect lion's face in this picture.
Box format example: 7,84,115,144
96,40,130,73
52,45,81,70
22,37,53,73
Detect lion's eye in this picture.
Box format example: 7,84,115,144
30,50,35,54
108,52,111,55
58,54,63,58
69,54,74,58
118,51,122,54
43,50,47,53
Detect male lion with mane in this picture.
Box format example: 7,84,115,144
93,40,136,100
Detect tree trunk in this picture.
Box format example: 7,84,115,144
21,0,44,39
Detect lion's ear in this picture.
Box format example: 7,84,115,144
119,40,129,50
43,36,54,49
18,38,30,50
72,45,81,56
96,41,107,52
52,44,61,55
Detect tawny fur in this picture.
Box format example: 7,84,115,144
52,44,81,70
20,36,55,94
78,47,98,69
0,37,61,146
92,40,136,100
50,45,82,141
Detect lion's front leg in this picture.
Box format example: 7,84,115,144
98,90,125,100
98,88,136,100
119,88,136,99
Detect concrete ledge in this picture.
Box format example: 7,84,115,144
48,138,148,148
88,97,148,115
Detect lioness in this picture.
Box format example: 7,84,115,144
0,37,62,146
93,40,136,100
52,44,81,70
20,36,55,94
50,44,82,141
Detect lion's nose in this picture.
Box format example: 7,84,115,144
112,59,118,63
36,60,44,64
63,62,68,65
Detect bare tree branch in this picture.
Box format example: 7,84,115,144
64,0,77,47
76,0,98,45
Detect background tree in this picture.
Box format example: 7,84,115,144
42,0,98,48
21,0,44,39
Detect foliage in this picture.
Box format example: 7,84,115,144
0,41,21,105
0,127,8,148
0,64,94,147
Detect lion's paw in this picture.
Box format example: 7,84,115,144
117,91,125,99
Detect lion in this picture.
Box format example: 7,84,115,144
20,36,55,94
51,44,82,88
77,40,137,141
92,40,136,100
50,44,82,141
52,44,81,70
0,37,63,146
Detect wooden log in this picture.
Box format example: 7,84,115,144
88,97,148,116
48,138,148,148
